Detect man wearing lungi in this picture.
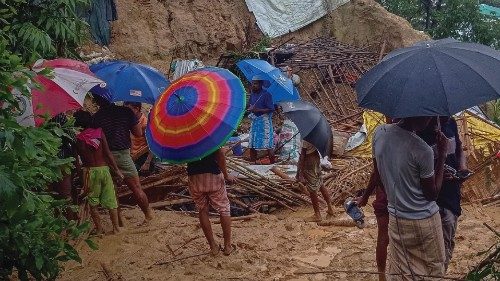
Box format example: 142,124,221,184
372,117,448,280
187,148,236,256
247,75,275,163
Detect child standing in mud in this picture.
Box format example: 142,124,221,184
296,141,334,222
74,110,124,235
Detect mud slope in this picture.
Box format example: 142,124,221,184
104,0,428,70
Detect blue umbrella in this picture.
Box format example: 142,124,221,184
90,60,170,104
237,59,300,103
89,84,113,101
356,38,500,118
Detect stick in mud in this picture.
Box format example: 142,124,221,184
172,236,203,253
100,262,114,281
212,213,260,224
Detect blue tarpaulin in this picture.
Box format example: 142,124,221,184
80,0,118,46
480,4,500,19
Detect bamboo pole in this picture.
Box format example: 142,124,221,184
228,159,309,204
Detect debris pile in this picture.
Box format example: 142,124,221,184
117,159,311,217
116,36,498,217
278,37,378,131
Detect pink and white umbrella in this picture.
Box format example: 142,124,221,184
14,58,104,126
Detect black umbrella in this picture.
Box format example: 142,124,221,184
356,38,500,118
278,101,332,157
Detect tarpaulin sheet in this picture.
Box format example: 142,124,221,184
245,0,349,38
346,111,500,158
345,111,385,158
79,0,118,46
460,112,500,154
480,4,500,19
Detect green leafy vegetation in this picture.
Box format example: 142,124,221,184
465,227,500,280
377,0,500,49
0,0,92,280
0,0,89,61
484,100,500,126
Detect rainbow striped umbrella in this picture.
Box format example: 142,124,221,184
146,67,246,163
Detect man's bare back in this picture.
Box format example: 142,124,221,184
76,138,108,167
75,129,122,180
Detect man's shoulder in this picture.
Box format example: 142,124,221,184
102,105,134,117
115,105,134,114
374,124,391,137
410,133,433,156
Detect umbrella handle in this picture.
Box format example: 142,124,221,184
275,131,300,152
173,93,184,102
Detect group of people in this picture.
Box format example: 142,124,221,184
183,73,331,256
247,75,333,222
247,73,471,279
50,69,470,273
358,116,469,280
49,93,239,255
52,95,154,235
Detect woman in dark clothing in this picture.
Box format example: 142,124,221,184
418,116,471,271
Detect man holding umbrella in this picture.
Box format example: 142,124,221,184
278,101,335,222
186,148,236,256
145,68,247,256
247,75,275,164
296,140,334,222
356,38,500,280
418,116,471,271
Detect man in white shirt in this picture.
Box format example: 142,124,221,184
373,117,447,280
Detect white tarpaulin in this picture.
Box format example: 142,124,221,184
172,59,204,80
245,0,350,38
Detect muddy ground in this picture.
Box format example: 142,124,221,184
59,203,499,280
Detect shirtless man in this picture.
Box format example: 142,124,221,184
74,111,124,235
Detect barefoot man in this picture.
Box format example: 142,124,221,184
74,111,123,235
373,117,447,280
187,148,236,256
92,94,154,225
296,140,334,222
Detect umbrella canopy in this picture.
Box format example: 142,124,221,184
278,101,332,157
17,59,104,126
146,67,246,163
89,84,113,101
356,38,500,118
90,60,170,104
237,59,300,103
